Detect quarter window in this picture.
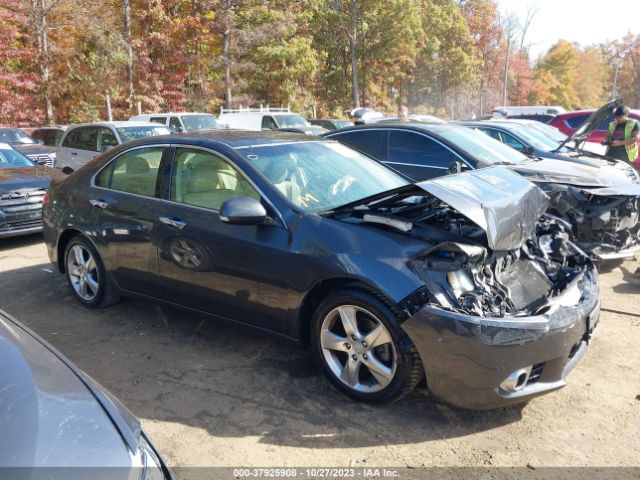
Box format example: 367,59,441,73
96,147,163,197
170,148,259,211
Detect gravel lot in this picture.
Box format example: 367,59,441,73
1,234,639,471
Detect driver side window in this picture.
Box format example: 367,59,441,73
170,148,259,211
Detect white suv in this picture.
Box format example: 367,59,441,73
56,121,170,171
129,112,221,132
217,108,309,131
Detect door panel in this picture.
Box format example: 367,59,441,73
156,146,287,331
92,146,167,294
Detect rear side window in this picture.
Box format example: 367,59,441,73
329,130,388,160
95,147,164,197
565,115,589,129
388,131,459,168
63,127,98,151
150,117,167,125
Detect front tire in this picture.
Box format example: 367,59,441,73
64,236,119,309
311,289,424,404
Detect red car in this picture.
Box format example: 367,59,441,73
550,108,640,144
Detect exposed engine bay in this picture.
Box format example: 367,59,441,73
540,183,640,258
333,173,591,318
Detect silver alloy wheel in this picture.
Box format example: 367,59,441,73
67,244,100,302
320,305,397,393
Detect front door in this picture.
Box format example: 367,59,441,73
91,145,168,295
156,146,286,331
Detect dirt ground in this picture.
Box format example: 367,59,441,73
1,234,639,470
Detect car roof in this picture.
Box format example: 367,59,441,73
329,122,462,135
124,129,327,149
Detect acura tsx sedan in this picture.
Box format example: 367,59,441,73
0,309,172,479
43,131,599,409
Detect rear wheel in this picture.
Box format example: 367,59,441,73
64,236,119,308
311,289,424,403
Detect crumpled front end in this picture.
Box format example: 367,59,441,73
398,215,598,409
540,183,640,260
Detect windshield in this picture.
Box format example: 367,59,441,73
438,127,530,165
275,114,308,128
239,141,408,212
529,123,567,142
0,129,36,145
117,126,171,142
0,145,34,168
181,115,220,131
509,126,560,152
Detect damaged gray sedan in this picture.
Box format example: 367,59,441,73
43,132,597,410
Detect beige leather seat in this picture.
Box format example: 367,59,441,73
264,161,301,205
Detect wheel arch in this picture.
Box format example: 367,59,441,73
56,229,100,273
296,277,400,347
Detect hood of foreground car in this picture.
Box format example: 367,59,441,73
0,310,138,467
0,166,59,193
417,166,549,251
511,156,640,191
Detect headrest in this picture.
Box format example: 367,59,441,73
264,161,289,183
126,156,150,174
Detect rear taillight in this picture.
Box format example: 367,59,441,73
43,191,50,206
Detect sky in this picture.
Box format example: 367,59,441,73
494,0,640,60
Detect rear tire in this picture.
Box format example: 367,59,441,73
64,236,119,309
311,289,424,404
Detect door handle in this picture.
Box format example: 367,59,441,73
159,216,187,229
89,199,109,209
70,152,78,156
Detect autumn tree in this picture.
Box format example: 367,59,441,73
0,1,43,125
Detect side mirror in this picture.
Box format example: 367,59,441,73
448,160,468,175
220,197,268,225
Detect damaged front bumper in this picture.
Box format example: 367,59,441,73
401,267,599,410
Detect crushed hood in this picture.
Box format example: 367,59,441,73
559,99,620,150
513,157,640,191
417,166,549,251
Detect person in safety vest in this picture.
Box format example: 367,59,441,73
605,106,640,277
605,105,639,167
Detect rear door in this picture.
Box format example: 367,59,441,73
59,126,100,170
155,145,287,331
92,145,168,294
387,130,463,181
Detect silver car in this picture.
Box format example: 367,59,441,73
0,309,173,479
56,122,170,172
